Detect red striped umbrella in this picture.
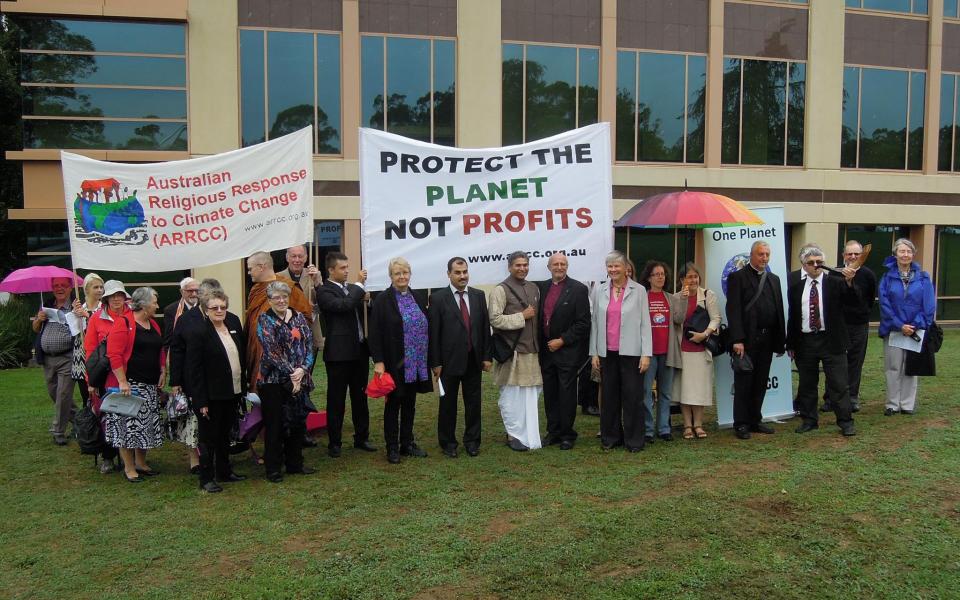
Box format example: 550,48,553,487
615,190,764,229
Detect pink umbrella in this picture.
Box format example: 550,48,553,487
0,266,82,294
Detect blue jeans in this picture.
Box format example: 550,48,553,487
643,354,674,437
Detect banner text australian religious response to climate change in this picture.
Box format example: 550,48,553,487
360,123,614,290
61,127,314,272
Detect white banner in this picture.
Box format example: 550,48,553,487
704,206,794,427
360,124,613,290
62,127,314,272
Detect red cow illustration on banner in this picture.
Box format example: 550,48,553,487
81,178,122,203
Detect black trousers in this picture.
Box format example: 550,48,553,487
384,390,417,450
259,383,304,475
600,352,645,449
577,360,598,410
733,340,774,429
196,396,238,484
542,358,579,442
825,322,869,404
324,358,371,448
795,333,854,426
437,355,482,450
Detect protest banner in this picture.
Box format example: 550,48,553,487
359,124,613,290
61,127,314,272
704,206,794,426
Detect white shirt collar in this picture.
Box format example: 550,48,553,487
450,284,469,295
802,271,825,285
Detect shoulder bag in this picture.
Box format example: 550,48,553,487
491,284,528,363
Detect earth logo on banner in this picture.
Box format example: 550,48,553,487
72,176,147,247
720,252,771,295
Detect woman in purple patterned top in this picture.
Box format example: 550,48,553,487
369,257,432,464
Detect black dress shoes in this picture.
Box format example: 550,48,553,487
287,466,316,475
626,446,643,453
644,436,655,445
659,433,673,442
201,481,223,493
543,435,560,446
900,409,914,415
354,441,378,452
401,443,428,458
735,427,751,440
583,405,601,416
266,472,283,483
464,444,479,457
851,400,861,413
559,440,574,450
387,448,401,464
750,423,775,434
328,445,342,458
840,423,856,436
819,402,834,413
884,408,898,416
442,446,458,458
220,472,247,482
507,438,529,452
795,422,819,434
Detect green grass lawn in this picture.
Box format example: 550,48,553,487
1,333,959,599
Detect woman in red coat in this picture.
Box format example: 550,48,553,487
103,286,166,483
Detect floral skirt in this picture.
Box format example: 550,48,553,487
104,380,163,450
168,412,199,448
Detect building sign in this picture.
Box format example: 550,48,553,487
61,127,314,272
359,124,614,290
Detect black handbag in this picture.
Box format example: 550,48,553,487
85,339,111,388
683,299,724,357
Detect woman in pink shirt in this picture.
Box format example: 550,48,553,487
589,251,653,452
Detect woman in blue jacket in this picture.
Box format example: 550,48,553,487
878,238,936,416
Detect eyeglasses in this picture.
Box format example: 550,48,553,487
805,261,824,267
268,295,289,302
184,288,199,293
844,252,861,256
207,305,227,312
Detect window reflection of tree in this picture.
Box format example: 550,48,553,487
19,19,106,148
501,57,598,143
368,84,455,144
269,104,340,153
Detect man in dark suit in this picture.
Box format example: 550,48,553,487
786,244,856,436
428,257,493,458
162,277,199,347
315,251,375,458
726,240,786,440
822,239,877,414
537,253,591,450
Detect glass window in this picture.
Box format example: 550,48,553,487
841,66,860,168
502,43,600,144
21,54,186,87
361,35,456,145
240,29,342,154
14,18,188,152
615,50,705,163
948,1,959,17
846,0,927,13
267,31,314,141
615,51,636,161
722,58,804,166
937,227,960,296
844,66,924,170
502,44,524,146
17,18,185,54
838,225,910,321
23,87,187,119
24,120,187,150
386,37,431,142
940,74,959,172
240,29,266,147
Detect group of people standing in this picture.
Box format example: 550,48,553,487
32,236,937,491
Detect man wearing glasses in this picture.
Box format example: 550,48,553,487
162,277,200,347
821,240,877,414
785,244,857,437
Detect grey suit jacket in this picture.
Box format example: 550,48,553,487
589,279,653,358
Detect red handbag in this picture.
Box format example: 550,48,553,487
367,372,396,399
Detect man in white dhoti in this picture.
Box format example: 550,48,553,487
488,251,543,451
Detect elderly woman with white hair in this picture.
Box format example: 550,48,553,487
878,238,936,416
105,286,166,483
370,257,432,464
589,250,652,452
256,280,315,483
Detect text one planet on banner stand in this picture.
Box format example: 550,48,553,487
704,206,794,427
359,124,614,291
61,127,314,272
